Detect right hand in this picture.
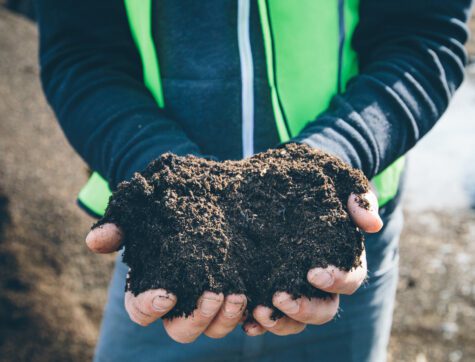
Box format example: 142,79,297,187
86,224,247,343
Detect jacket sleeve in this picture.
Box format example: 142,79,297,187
36,0,204,187
293,0,471,178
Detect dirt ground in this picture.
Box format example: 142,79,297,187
0,8,114,361
389,212,475,362
0,7,474,362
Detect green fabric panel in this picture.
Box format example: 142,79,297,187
260,0,404,207
264,0,340,136
372,157,405,207
257,0,290,142
124,0,164,107
78,172,111,217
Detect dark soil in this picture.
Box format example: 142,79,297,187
95,143,369,319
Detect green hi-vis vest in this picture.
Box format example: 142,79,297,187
78,0,405,218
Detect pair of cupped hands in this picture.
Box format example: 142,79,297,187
86,190,382,343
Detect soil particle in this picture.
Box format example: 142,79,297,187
96,144,369,318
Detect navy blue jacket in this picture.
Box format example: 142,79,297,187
36,0,471,194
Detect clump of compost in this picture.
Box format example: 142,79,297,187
94,143,369,319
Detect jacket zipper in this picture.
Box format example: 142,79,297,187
238,0,255,158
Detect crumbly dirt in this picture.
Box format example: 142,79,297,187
95,144,369,318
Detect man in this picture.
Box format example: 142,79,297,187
36,0,471,361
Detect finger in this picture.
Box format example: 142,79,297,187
347,191,383,233
125,289,176,327
307,252,367,295
253,306,306,336
273,292,339,325
243,321,267,337
204,294,246,339
85,223,123,253
163,292,224,343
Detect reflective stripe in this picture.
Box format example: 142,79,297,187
238,0,255,158
124,0,164,107
78,172,111,217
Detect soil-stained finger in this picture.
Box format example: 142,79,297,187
163,292,224,343
252,306,306,336
307,255,367,295
347,192,383,233
86,223,123,253
204,294,247,338
124,289,176,326
273,292,339,325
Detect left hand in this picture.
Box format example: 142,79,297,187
242,190,383,337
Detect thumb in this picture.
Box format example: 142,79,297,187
85,223,123,253
347,190,383,233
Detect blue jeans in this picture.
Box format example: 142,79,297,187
94,206,402,362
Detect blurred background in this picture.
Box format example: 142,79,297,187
0,2,474,361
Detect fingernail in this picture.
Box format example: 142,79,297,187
199,293,222,317
152,291,175,312
223,299,244,318
274,294,299,315
309,269,334,288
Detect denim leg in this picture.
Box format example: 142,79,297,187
94,206,402,362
